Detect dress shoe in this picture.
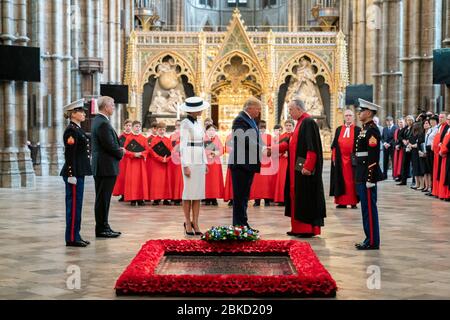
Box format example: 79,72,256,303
96,231,120,238
355,242,379,250
445,199,450,202
118,195,124,202
227,200,233,207
184,223,194,236
336,205,347,209
66,241,88,247
351,205,358,209
264,200,271,207
253,200,260,207
296,233,315,238
277,202,285,206
106,228,121,235
137,200,145,206
425,192,434,196
211,199,218,206
80,238,90,245
130,201,137,206
286,231,301,236
163,200,171,205
191,223,203,236
204,200,211,206
152,200,160,206
397,182,407,186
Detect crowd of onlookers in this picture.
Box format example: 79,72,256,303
378,111,450,201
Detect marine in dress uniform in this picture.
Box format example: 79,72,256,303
354,99,384,250
60,99,92,247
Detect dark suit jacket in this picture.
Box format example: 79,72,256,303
382,125,398,146
91,114,123,177
228,111,262,173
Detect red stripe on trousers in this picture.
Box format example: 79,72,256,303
366,188,374,246
71,184,76,242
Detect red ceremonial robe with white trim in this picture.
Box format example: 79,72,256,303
123,133,150,201
148,135,173,200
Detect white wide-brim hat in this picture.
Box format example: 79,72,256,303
179,96,210,113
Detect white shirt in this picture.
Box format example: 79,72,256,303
426,126,438,146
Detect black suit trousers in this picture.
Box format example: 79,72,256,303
94,176,117,233
231,167,255,227
383,146,394,177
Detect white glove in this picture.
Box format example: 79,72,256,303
68,177,77,185
366,182,376,189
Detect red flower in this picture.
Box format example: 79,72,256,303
115,240,337,297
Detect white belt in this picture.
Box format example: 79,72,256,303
356,152,368,157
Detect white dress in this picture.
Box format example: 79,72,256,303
179,118,207,200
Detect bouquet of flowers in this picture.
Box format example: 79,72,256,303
201,225,260,242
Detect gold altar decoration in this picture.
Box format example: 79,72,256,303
124,9,349,157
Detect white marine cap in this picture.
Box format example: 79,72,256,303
358,98,382,113
63,98,87,115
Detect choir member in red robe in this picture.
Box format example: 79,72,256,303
438,114,450,200
330,109,361,209
145,120,159,195
204,124,224,205
278,99,326,237
250,120,275,206
393,118,405,181
112,120,132,201
273,120,294,205
148,122,173,205
122,121,149,206
169,120,183,205
432,113,449,197
223,133,234,206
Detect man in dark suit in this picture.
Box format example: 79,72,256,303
91,96,124,238
229,97,263,229
382,116,398,179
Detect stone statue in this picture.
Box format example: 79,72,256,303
165,89,182,113
286,58,324,117
149,90,167,114
156,59,179,90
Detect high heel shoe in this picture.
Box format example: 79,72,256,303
191,222,203,236
184,223,194,236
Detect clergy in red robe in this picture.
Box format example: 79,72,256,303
112,120,133,200
250,120,275,206
273,120,294,204
122,121,149,205
169,120,183,205
279,99,326,237
148,122,173,205
439,115,450,200
393,119,405,180
204,124,224,205
432,113,449,197
330,109,361,209
223,133,234,206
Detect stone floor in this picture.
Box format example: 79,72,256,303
0,166,449,300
